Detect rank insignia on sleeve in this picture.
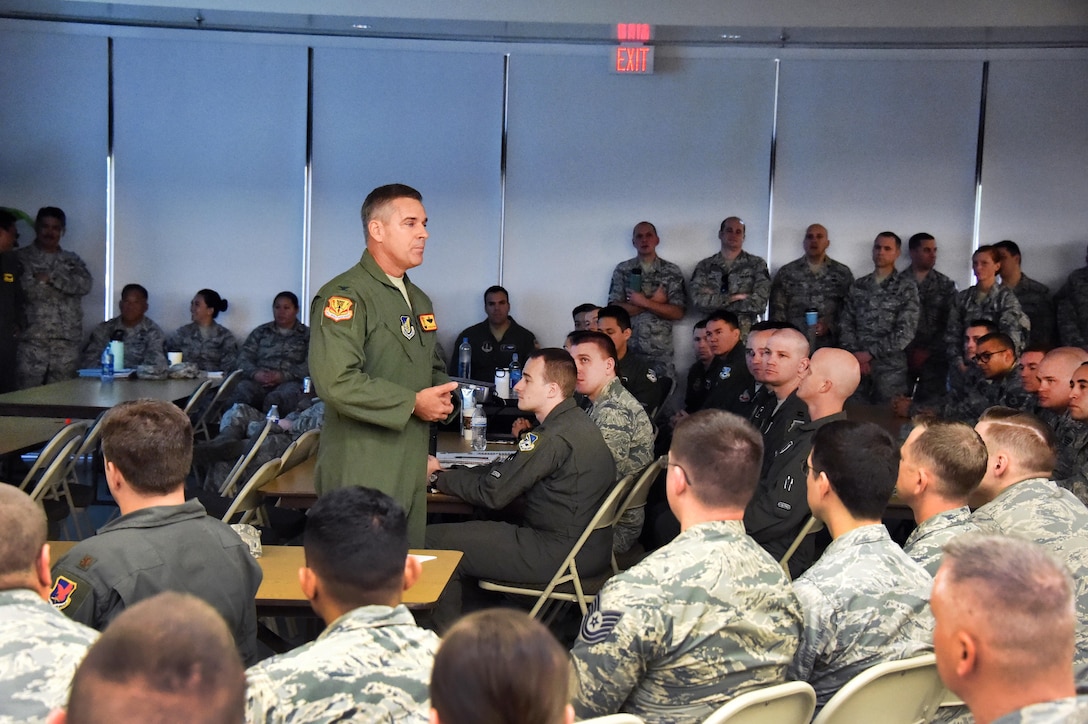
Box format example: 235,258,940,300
400,315,416,340
719,366,732,380
518,432,538,452
50,576,78,610
418,313,437,332
77,555,96,571
323,296,354,322
579,595,623,644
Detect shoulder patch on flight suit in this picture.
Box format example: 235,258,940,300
646,369,658,383
49,576,80,610
518,432,538,452
323,296,354,322
418,313,437,332
580,596,624,644
719,366,732,380
2,272,12,283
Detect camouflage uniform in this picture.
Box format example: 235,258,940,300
570,520,803,723
15,242,93,388
769,257,854,348
907,268,957,404
1006,274,1055,349
587,377,655,553
690,250,771,337
231,320,310,411
902,506,980,577
246,604,438,724
0,588,98,721
941,369,1033,424
839,268,921,403
1052,414,1088,507
1056,266,1088,348
992,696,1088,724
80,315,168,369
608,257,687,378
972,477,1088,685
790,524,934,709
945,284,1029,366
166,322,239,372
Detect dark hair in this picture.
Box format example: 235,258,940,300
196,289,228,318
908,232,934,250
693,319,708,330
0,209,16,231
596,304,631,331
100,400,192,494
484,286,509,303
567,330,618,367
974,245,1000,263
671,410,763,508
431,608,570,724
120,283,148,301
719,216,745,233
977,332,1016,352
633,220,658,236
876,231,902,248
0,485,46,581
909,418,988,499
65,592,245,724
274,291,300,310
35,206,66,227
572,303,599,317
966,319,999,334
811,420,898,519
526,348,577,398
705,309,741,329
304,486,408,606
750,320,801,333
361,183,422,227
994,239,1022,259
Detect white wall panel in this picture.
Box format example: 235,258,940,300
979,59,1088,291
0,29,107,334
112,37,308,336
309,46,505,359
773,59,982,287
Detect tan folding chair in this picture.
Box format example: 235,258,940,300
221,458,283,526
779,515,825,580
811,653,944,724
278,428,319,473
18,421,90,493
578,715,646,724
182,378,214,415
611,455,667,573
217,418,275,498
27,437,86,538
702,681,816,724
479,472,637,619
192,369,243,441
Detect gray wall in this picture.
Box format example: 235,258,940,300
2,20,1086,374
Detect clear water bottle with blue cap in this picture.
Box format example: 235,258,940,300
458,337,472,379
471,403,487,451
508,353,522,398
266,405,280,425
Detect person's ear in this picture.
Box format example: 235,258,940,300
298,566,317,601
956,631,978,678
402,555,423,591
35,544,52,597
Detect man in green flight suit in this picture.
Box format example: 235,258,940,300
309,184,458,546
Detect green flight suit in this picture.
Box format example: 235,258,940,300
309,250,452,546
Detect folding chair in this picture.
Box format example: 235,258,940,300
278,428,319,473
811,653,944,724
217,418,275,499
182,378,214,416
479,472,637,619
702,681,816,724
648,375,676,420
27,437,86,539
779,515,825,580
192,369,243,441
611,455,667,573
221,458,283,526
18,421,90,493
579,715,646,724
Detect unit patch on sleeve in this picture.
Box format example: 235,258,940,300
323,296,354,322
50,576,78,610
518,432,539,452
579,595,624,644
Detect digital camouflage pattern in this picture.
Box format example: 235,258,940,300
902,506,980,577
839,268,920,403
166,322,239,371
940,370,1033,425
238,320,310,381
907,268,957,403
608,256,687,378
790,524,934,709
81,315,168,369
1050,414,1088,507
945,284,1029,365
689,250,771,337
1006,274,1055,349
246,605,437,724
571,520,803,723
0,589,98,722
1056,267,1088,348
587,377,654,553
992,695,1088,724
769,257,854,347
972,478,1088,685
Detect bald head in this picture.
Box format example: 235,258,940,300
0,485,47,590
799,348,861,410
1036,347,1088,411
763,328,810,395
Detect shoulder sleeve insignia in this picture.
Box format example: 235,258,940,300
739,390,751,402
50,576,78,610
418,313,437,332
579,595,624,645
518,432,538,452
719,366,732,380
646,369,658,383
323,296,354,322
2,273,12,283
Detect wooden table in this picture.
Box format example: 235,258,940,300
0,417,83,456
0,377,208,418
50,541,462,612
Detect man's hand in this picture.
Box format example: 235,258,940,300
426,455,442,476
413,381,458,422
511,417,534,438
853,351,873,375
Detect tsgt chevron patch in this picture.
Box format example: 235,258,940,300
580,595,624,644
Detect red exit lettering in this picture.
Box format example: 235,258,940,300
615,46,650,73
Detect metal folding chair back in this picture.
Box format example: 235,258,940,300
217,418,275,498
811,653,943,724
278,428,319,473
222,457,283,526
193,369,243,440
18,421,90,492
702,681,817,724
611,455,666,574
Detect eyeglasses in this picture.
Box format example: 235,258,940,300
972,349,1010,364
802,459,820,478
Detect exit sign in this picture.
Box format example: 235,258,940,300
613,22,653,74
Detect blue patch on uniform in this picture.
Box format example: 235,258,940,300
518,432,538,452
50,577,77,610
400,315,416,340
579,595,623,644
646,369,658,383
719,366,732,380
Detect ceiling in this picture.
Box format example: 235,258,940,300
2,0,1087,48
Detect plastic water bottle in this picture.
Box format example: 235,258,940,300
100,346,114,382
508,353,522,398
458,337,472,379
266,405,280,425
471,404,487,451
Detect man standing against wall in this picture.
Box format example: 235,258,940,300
995,239,1055,349
769,224,853,348
904,233,957,405
309,184,458,546
689,216,771,337
607,221,686,378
